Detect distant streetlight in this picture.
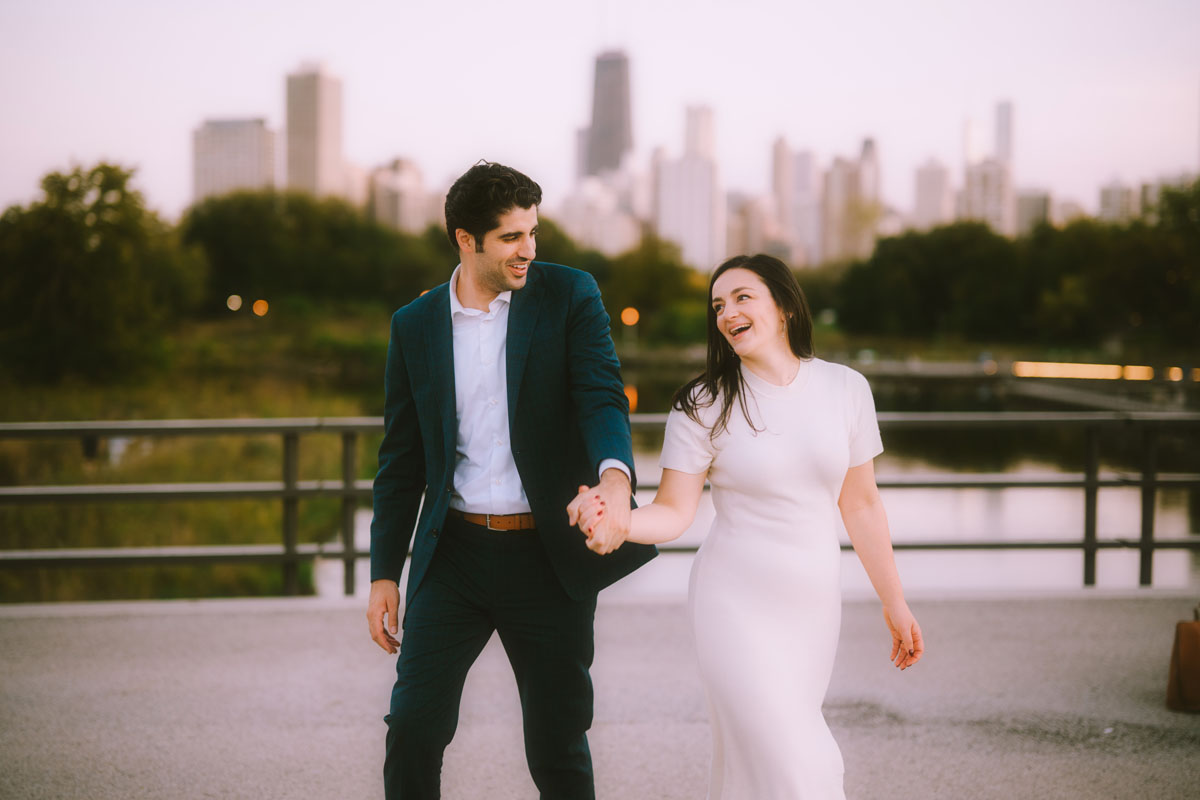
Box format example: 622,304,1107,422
619,306,639,350
252,299,269,317
226,294,243,311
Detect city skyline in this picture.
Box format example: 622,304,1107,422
2,0,1198,222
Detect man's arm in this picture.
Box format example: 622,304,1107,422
563,272,634,553
368,310,426,653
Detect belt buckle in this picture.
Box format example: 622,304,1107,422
485,513,500,532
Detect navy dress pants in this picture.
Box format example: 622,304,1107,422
383,514,598,799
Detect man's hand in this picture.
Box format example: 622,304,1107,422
567,468,631,555
367,579,402,654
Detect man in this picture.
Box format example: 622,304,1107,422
367,161,656,799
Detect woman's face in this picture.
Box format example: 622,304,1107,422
710,268,787,360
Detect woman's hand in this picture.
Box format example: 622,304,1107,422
883,603,924,670
567,485,608,544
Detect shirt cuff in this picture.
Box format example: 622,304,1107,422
598,458,632,485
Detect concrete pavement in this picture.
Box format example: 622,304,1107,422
2,590,1199,799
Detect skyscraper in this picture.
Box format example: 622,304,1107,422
1016,190,1051,235
192,118,275,203
958,101,1016,236
286,62,343,197
995,100,1013,166
368,159,431,234
772,137,821,266
962,158,1016,235
654,106,724,270
1099,180,1138,222
584,51,632,177
822,139,882,262
914,158,953,230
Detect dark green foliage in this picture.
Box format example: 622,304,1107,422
180,190,448,314
0,164,206,381
836,180,1200,353
597,234,703,343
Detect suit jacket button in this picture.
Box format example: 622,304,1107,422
431,528,439,538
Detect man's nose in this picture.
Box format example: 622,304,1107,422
518,237,535,261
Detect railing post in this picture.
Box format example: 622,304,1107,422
1139,424,1158,587
1082,426,1099,586
341,431,358,596
282,432,299,596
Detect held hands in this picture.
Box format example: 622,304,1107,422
367,579,402,654
883,603,924,670
566,469,631,555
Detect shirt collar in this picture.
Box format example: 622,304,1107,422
449,265,512,318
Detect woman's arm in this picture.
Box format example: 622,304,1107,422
839,459,924,670
570,467,707,547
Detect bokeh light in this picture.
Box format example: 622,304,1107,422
620,307,639,326
252,299,269,317
226,294,242,311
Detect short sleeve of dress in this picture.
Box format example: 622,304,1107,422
660,406,715,475
847,369,884,467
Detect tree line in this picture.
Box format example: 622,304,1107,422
834,183,1199,352
2,162,1197,383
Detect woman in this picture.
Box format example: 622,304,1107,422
570,254,924,799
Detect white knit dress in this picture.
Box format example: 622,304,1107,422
660,358,883,800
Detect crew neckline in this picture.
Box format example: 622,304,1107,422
741,357,817,397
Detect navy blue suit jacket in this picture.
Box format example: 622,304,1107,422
370,261,656,606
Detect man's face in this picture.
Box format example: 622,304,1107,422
465,205,538,296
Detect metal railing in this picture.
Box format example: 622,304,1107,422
1,412,1198,594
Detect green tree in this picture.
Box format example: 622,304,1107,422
840,223,1020,339
600,234,702,344
0,163,205,382
180,191,445,313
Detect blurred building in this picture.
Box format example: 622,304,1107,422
1136,173,1195,223
962,158,1016,236
821,139,881,263
286,62,344,197
771,138,822,266
913,158,954,230
558,176,641,256
653,106,725,270
1053,198,1089,226
726,191,790,261
192,118,275,203
368,159,435,234
1016,189,1051,235
583,51,633,177
995,100,1014,166
958,101,1016,236
1098,180,1138,222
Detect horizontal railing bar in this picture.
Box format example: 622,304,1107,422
654,539,1200,555
0,544,312,568
5,472,1199,504
7,537,1200,570
0,418,385,438
2,411,1199,440
634,472,1200,492
0,479,376,504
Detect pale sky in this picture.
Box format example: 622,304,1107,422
2,0,1198,221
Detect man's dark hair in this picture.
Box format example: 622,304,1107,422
444,161,542,252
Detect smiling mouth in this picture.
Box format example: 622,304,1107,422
729,323,751,338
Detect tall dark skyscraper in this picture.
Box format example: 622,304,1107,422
585,51,632,176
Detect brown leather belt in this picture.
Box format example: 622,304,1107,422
448,508,537,532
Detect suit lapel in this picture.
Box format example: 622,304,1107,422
423,284,457,466
506,265,544,429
